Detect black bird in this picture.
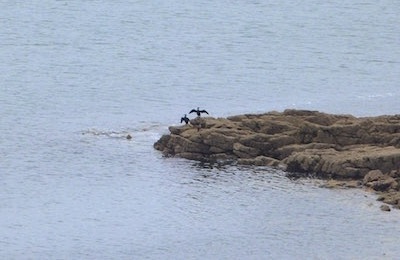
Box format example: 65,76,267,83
189,107,209,117
181,114,190,124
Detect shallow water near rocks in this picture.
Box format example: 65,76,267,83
1,0,400,259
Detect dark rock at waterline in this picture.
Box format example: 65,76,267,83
154,109,400,209
363,170,398,191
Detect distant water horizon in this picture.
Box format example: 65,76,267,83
1,1,399,259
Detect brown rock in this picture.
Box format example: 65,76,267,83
363,170,399,192
168,126,187,135
369,177,398,192
377,192,400,206
154,110,400,209
233,143,260,158
203,131,237,151
154,109,400,186
238,156,280,167
322,180,362,189
170,135,209,154
238,133,272,152
363,170,385,184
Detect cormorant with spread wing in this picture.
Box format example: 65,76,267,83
181,114,190,124
189,107,209,117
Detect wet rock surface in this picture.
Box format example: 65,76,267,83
154,109,400,209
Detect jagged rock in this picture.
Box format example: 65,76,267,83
363,170,385,184
154,109,400,209
238,156,281,167
363,170,398,191
202,131,237,151
169,135,210,154
322,180,362,189
389,169,400,178
369,177,398,192
377,192,400,208
169,126,187,135
232,142,260,158
238,133,272,152
283,146,400,180
155,110,400,170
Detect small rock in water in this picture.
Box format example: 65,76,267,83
126,134,132,140
380,204,391,212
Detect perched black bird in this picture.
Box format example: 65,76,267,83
181,114,190,124
189,107,209,117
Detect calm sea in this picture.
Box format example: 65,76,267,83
1,1,399,259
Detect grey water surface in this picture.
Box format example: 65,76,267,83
1,1,399,259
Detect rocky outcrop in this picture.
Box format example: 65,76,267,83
154,109,400,209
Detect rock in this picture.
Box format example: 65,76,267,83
377,191,400,205
238,133,272,152
233,142,260,158
190,117,207,130
389,169,400,178
369,178,397,192
322,180,362,189
363,170,398,192
363,170,385,184
154,110,400,209
203,131,237,151
283,146,400,180
169,126,187,135
154,134,171,153
155,111,400,173
238,156,281,167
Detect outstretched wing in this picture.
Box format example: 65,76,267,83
200,110,209,114
180,117,184,123
189,109,196,114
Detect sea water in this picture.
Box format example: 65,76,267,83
1,1,399,259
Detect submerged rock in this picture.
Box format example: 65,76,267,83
154,109,400,209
